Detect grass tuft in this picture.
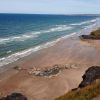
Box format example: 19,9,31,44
56,81,100,100
91,28,100,36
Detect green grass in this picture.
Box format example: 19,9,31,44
56,81,100,100
91,28,100,36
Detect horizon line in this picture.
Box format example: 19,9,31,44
0,13,100,16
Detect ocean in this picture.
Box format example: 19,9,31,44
0,14,99,67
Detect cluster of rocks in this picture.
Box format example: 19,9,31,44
13,64,79,77
79,66,100,88
29,64,78,77
29,65,61,77
0,93,27,100
64,64,78,69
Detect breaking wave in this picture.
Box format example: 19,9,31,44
0,18,99,67
0,32,76,67
0,25,73,44
70,19,97,26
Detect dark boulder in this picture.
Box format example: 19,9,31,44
79,35,100,40
79,66,100,88
0,93,27,100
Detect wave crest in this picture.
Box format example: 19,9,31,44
0,25,73,44
70,19,97,26
0,32,76,67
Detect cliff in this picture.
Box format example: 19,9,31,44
56,66,100,100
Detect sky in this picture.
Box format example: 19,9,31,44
0,0,100,14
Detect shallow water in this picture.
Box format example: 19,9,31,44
0,14,99,67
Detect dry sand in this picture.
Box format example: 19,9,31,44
0,34,100,100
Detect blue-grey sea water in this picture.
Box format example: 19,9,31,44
0,14,99,66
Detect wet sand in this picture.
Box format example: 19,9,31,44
0,32,100,100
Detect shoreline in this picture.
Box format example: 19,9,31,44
0,18,98,68
0,32,76,68
0,21,100,100
0,20,99,70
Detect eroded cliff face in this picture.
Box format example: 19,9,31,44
56,66,100,100
79,66,100,88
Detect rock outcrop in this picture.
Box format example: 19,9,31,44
79,29,100,40
0,93,27,100
79,66,100,88
29,64,79,77
55,66,100,100
29,65,61,77
91,28,100,36
80,35,100,40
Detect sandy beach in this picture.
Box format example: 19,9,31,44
0,26,100,100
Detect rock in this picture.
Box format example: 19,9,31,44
13,66,22,71
79,66,100,88
91,29,100,36
29,64,79,77
0,93,27,100
65,64,71,69
70,64,78,69
79,35,100,40
79,29,100,40
65,64,78,69
30,66,61,77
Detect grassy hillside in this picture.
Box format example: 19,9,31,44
91,28,100,36
56,81,100,100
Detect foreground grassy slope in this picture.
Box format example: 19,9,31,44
91,28,100,36
56,81,100,100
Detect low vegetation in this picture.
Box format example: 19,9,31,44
79,28,100,40
56,81,100,100
91,28,100,36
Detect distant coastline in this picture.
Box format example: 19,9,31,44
0,13,100,16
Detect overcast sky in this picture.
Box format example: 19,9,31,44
0,0,99,14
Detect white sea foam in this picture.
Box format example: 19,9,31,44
0,18,99,67
0,33,38,44
0,32,76,67
78,19,100,36
0,25,73,44
7,50,12,54
84,23,97,29
0,19,97,44
70,19,97,26
47,25,72,32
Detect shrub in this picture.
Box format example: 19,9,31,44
91,29,100,36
